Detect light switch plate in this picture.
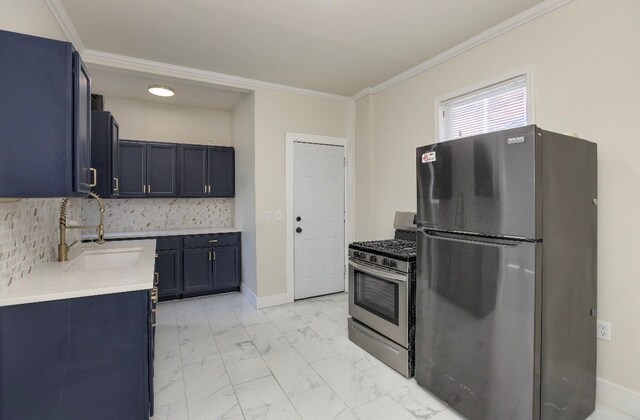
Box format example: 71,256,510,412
275,210,283,221
262,211,270,222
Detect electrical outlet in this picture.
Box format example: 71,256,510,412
262,211,270,222
275,210,283,221
597,320,611,341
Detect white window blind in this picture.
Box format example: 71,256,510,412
439,75,527,142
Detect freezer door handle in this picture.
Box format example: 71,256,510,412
422,229,527,247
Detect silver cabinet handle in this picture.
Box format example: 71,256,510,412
114,177,119,191
143,185,147,194
209,239,218,243
148,185,151,193
90,168,97,187
204,184,207,193
208,251,212,261
208,185,211,194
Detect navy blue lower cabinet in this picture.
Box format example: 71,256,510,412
212,246,240,292
183,248,214,295
156,249,181,300
0,291,152,420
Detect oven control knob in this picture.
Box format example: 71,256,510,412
382,258,389,266
369,256,377,263
389,260,397,268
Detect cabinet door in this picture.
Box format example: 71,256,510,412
111,117,120,197
180,145,208,197
73,51,92,194
155,250,181,300
147,143,178,197
183,248,214,294
212,246,240,291
119,141,147,197
0,292,149,419
209,147,235,197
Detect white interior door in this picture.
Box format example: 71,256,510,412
294,142,345,300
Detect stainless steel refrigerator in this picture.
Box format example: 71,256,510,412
415,125,597,420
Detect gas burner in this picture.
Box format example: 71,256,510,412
349,239,416,262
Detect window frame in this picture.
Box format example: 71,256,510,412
433,67,535,143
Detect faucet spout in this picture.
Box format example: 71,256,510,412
57,192,107,261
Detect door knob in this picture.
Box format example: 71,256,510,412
296,227,302,233
296,216,301,222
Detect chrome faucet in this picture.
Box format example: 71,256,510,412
58,192,106,262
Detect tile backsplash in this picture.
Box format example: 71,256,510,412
81,198,233,232
0,198,81,291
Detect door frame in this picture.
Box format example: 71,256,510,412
285,132,350,303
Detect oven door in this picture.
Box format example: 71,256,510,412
349,259,408,347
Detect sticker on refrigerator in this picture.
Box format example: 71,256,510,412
507,136,526,145
422,151,436,163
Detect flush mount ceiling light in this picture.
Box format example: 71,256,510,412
148,85,175,97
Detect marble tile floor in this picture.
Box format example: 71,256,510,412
151,292,636,420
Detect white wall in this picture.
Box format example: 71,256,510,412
354,95,376,241
0,0,65,40
253,88,346,298
355,0,640,396
231,93,258,298
103,96,231,145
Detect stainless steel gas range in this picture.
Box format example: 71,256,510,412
347,212,417,377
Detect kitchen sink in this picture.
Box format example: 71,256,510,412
65,248,143,272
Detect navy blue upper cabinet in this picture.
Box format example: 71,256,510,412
177,145,235,197
0,29,92,197
147,143,178,197
179,145,208,197
119,141,147,197
119,141,177,197
209,147,235,197
91,111,120,198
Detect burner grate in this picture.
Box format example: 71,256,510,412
349,239,417,261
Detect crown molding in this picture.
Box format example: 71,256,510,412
45,0,346,101
82,49,347,101
352,87,373,102
44,0,85,51
351,0,575,100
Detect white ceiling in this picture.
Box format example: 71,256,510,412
61,0,545,96
88,64,250,111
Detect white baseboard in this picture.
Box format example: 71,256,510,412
256,292,291,309
597,377,640,418
240,283,257,308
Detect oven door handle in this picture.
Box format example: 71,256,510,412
349,260,407,283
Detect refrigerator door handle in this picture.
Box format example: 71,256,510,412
422,229,526,247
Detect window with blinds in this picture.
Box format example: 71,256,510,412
439,74,528,142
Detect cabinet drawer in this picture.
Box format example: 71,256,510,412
156,237,181,251
183,233,239,248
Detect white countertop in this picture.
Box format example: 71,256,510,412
82,227,240,241
0,239,156,307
